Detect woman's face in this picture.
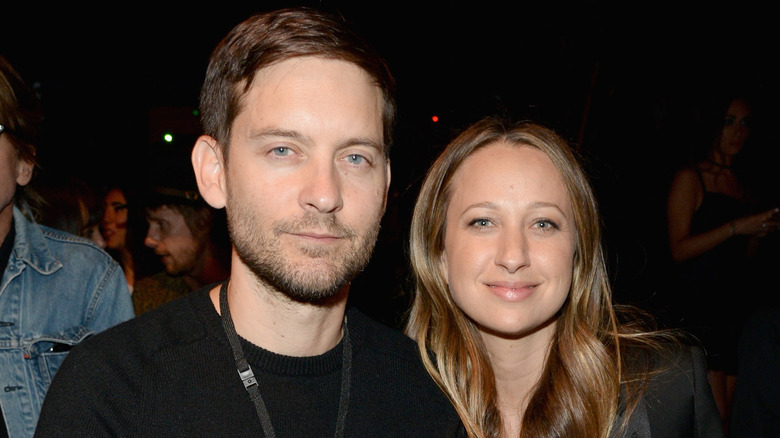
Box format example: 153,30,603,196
719,98,751,157
441,142,575,340
101,188,128,250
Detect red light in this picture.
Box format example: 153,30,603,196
432,115,439,122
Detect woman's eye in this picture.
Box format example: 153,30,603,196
469,218,492,228
536,219,558,230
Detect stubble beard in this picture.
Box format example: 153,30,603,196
227,197,382,304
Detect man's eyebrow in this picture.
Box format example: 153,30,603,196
248,128,309,143
338,137,384,153
249,129,384,153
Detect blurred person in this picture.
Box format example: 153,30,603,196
0,54,133,438
406,117,724,437
101,183,159,293
34,8,462,437
666,95,780,430
31,172,106,248
132,163,230,315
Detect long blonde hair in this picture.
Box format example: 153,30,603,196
406,117,668,437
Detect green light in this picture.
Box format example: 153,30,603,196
163,133,174,143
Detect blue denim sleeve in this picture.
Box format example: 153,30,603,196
85,261,134,333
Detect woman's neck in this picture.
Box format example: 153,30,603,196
480,322,556,436
707,150,734,169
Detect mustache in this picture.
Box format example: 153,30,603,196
273,213,357,239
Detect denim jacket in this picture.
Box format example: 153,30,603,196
0,207,133,437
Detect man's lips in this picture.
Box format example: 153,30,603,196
288,231,346,241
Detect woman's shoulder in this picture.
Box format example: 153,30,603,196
620,341,725,437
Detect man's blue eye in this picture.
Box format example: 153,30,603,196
272,147,290,156
346,154,365,165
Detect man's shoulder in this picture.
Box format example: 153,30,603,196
344,307,465,436
133,272,192,315
347,306,419,359
346,306,440,389
72,287,215,360
43,229,116,264
14,214,118,271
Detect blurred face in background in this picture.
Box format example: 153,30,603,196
718,98,751,157
101,188,128,250
144,205,202,277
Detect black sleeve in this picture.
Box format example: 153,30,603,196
730,305,780,438
639,345,725,438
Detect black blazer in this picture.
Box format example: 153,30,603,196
612,345,725,438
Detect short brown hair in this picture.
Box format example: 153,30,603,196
199,7,396,159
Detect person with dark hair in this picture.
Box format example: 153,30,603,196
132,152,230,315
666,96,780,431
34,8,462,437
0,55,133,438
31,172,106,248
100,182,159,293
406,117,724,437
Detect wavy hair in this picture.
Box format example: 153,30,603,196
406,117,670,437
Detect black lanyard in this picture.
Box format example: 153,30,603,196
219,282,352,438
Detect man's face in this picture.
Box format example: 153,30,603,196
145,205,202,277
0,133,32,231
223,57,390,303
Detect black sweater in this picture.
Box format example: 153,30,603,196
34,287,464,437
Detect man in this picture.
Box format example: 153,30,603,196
132,159,230,315
0,55,134,438
34,8,463,437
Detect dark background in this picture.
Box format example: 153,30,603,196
3,3,779,327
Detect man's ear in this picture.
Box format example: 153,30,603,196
382,159,391,210
15,159,33,187
192,135,227,209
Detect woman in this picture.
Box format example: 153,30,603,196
101,183,159,293
666,96,779,428
406,118,724,437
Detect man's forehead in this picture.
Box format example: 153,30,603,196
232,57,387,152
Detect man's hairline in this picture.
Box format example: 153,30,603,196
217,56,392,159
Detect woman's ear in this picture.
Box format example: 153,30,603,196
191,135,227,209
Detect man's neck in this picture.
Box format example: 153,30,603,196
0,202,15,245
209,268,348,357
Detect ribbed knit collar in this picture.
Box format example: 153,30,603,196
194,286,368,377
